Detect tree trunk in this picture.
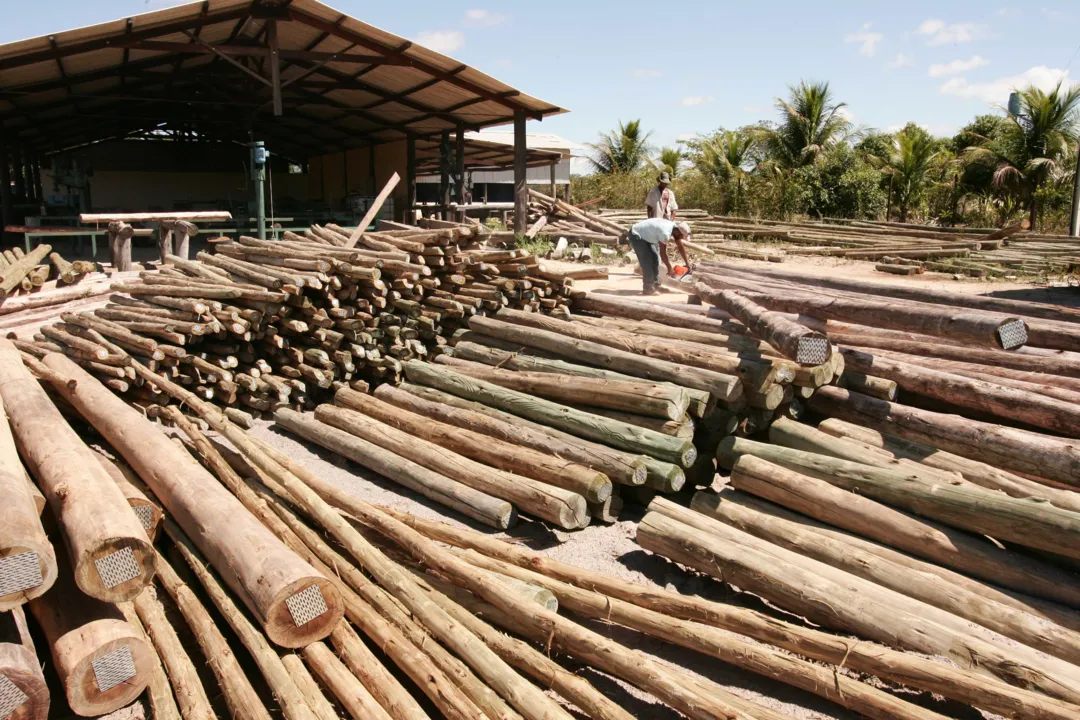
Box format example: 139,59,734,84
280,656,337,720
0,342,153,602
338,388,612,502
301,642,393,720
93,453,163,542
635,511,1080,705
0,608,48,720
723,438,1080,609
571,292,747,335
116,602,181,720
44,355,343,647
808,385,1080,487
839,371,897,400
708,289,831,365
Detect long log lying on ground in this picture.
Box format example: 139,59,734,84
571,292,748,334
116,601,180,720
301,642,393,720
717,435,1080,562
708,289,831,365
723,443,1080,610
44,356,344,647
696,273,1029,350
841,348,1080,435
433,356,689,420
275,409,515,529
682,483,1080,666
0,245,52,297
816,418,1080,513
386,509,1080,720
404,360,697,467
0,392,55,610
0,342,153,602
467,315,744,403
29,542,154,716
808,386,1080,487
377,383,648,487
0,608,48,720
338,388,611,503
313,403,587,529
636,510,1080,704
458,544,950,720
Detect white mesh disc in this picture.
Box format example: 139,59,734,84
285,585,328,627
0,674,28,720
95,548,141,590
0,552,43,598
91,646,137,693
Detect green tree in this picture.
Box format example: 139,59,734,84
764,80,853,169
880,124,942,222
586,119,653,174
687,128,761,214
964,82,1080,228
795,145,886,219
653,146,686,177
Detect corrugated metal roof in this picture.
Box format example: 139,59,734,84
0,0,567,159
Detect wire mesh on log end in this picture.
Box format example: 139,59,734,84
997,320,1028,350
0,552,43,598
795,336,831,366
94,547,141,590
681,446,698,468
91,646,136,693
132,505,155,531
285,585,329,627
0,673,29,720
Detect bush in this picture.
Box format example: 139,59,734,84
793,146,887,219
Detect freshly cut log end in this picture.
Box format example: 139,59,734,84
998,319,1028,350
58,619,155,717
0,609,48,720
796,335,831,366
0,550,52,612
276,581,340,643
88,545,154,600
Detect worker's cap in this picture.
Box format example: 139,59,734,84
657,171,673,184
676,222,691,237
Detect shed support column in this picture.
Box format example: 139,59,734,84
550,161,557,200
368,143,376,196
406,134,417,225
267,20,283,117
439,130,450,220
0,143,12,243
12,149,25,204
455,125,466,212
513,110,527,235
32,156,43,206
1070,138,1080,237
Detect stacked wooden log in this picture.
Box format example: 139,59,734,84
524,188,629,244
12,220,573,422
0,246,100,299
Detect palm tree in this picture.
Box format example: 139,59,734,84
586,120,653,174
964,82,1080,228
880,124,941,222
690,129,760,213
764,81,853,169
653,146,685,177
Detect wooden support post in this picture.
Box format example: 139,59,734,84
108,221,134,272
172,220,196,260
12,149,25,204
513,110,527,235
455,125,465,206
0,144,12,243
405,134,416,225
31,157,42,206
267,20,283,116
158,221,175,264
550,160,557,200
439,129,450,219
0,607,48,720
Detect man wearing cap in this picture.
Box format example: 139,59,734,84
627,218,692,295
646,171,678,220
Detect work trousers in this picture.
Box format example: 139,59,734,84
629,235,661,290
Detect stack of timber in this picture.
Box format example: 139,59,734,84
524,189,629,245
0,245,103,299
11,219,574,421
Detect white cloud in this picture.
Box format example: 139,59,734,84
743,105,768,113
928,56,989,77
463,9,506,27
414,30,466,54
845,22,884,57
917,19,988,45
837,107,858,123
995,7,1021,17
887,53,915,69
682,96,714,106
1042,8,1070,21
632,68,663,78
939,65,1074,103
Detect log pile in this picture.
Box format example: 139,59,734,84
524,189,629,245
0,246,102,300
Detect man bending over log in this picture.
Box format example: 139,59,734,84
627,218,692,295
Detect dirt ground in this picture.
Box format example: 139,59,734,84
238,253,1062,719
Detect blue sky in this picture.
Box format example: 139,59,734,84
4,1,1079,162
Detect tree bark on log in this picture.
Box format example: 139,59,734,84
0,342,153,602
808,386,1080,487
93,453,163,542
707,288,831,365
723,441,1080,610
313,403,588,529
117,601,181,720
0,607,48,720
389,509,1080,720
44,355,343,647
281,656,338,720
717,435,1080,562
839,371,897,400
0,391,55,610
301,642,393,720
275,408,515,529
433,355,690,420
0,245,52,296
682,483,1080,666
571,291,748,334
404,359,697,467
816,417,1080,513
28,542,154,717
377,383,648,487
339,388,611,503
467,316,744,403
636,510,1080,705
